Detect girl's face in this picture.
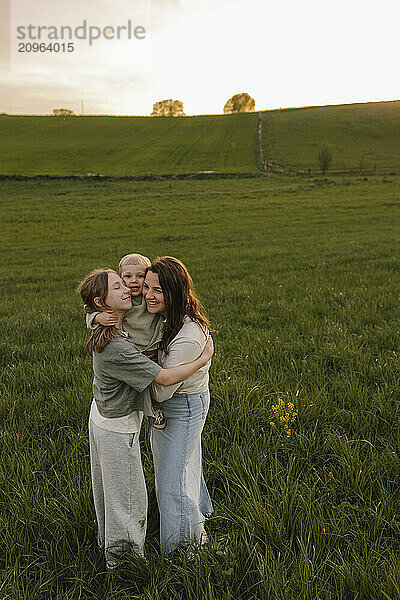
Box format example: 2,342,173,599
102,272,132,311
143,271,166,316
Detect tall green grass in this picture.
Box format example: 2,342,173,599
1,175,400,599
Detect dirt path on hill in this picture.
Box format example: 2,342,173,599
257,112,308,175
257,112,268,171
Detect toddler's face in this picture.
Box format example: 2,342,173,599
120,264,147,297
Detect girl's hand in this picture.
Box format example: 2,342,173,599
95,311,118,327
200,336,214,364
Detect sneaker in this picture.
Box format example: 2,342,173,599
153,410,167,430
200,530,209,546
187,531,208,560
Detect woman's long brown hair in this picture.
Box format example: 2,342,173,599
146,257,210,353
76,269,120,354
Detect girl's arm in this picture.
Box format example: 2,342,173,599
105,336,213,393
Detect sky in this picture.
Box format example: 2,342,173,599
1,0,399,116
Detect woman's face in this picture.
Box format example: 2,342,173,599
102,272,132,311
143,270,166,316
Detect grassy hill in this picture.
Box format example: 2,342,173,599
0,113,258,176
261,100,400,172
1,100,400,175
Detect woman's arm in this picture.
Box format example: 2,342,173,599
154,336,213,388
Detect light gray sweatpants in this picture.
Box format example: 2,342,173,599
88,419,148,567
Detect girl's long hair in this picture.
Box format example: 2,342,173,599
147,257,210,353
76,269,120,354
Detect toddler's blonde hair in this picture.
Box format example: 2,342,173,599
118,253,151,273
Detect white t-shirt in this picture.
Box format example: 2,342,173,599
151,316,210,403
89,399,143,433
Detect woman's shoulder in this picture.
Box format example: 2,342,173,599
177,317,208,342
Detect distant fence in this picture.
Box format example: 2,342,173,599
264,164,400,177
257,113,400,176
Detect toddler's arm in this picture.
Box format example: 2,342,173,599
85,310,118,330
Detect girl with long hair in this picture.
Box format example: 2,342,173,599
143,256,213,552
77,268,213,568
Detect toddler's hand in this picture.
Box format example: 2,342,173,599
95,311,118,327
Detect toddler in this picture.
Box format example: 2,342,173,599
86,253,166,429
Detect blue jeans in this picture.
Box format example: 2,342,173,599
150,387,213,552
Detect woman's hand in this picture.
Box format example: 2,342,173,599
200,335,214,365
94,310,119,327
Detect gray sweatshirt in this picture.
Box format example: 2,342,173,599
92,333,161,418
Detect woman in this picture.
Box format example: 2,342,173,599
77,268,213,568
143,256,213,552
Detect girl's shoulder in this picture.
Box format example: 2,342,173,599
100,332,139,358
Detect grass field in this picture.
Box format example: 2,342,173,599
261,100,400,172
0,112,257,175
2,101,400,176
1,175,400,599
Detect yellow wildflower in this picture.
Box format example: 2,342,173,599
270,397,297,438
